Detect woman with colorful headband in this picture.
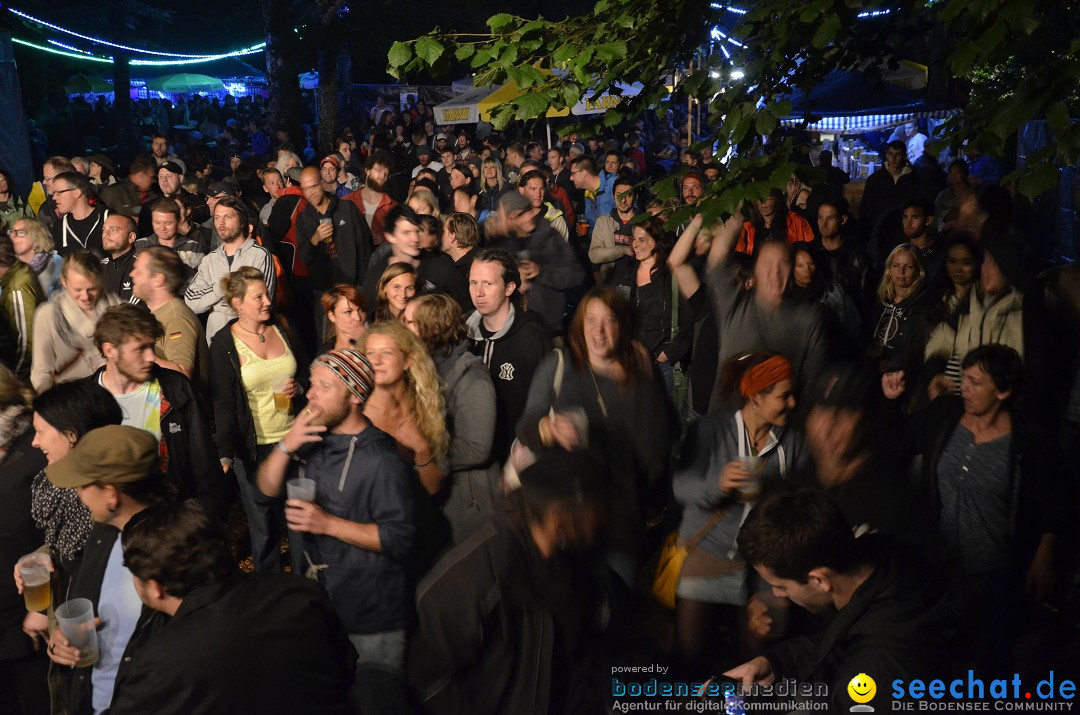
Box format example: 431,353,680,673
671,352,809,676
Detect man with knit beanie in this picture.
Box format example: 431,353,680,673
256,349,415,687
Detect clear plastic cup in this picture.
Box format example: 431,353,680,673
273,378,292,412
559,406,589,448
55,598,99,667
286,477,316,502
17,553,51,612
738,455,765,502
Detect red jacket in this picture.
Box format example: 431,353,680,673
737,211,814,255
343,189,397,246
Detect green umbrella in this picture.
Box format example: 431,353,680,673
145,73,225,93
64,73,111,94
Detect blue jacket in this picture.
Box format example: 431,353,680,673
295,427,416,634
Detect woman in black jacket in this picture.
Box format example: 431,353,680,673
0,365,48,714
209,267,305,572
610,215,692,399
883,343,1062,671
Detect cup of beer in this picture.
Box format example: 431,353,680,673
286,477,316,502
737,455,765,502
273,378,292,412
17,553,51,612
55,598,99,668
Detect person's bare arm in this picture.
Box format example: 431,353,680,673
706,208,744,271
669,213,703,299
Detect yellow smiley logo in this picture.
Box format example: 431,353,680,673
848,673,876,703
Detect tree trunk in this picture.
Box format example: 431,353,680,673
111,0,137,166
336,46,353,138
317,47,339,156
263,0,303,151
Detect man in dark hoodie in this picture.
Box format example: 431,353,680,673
256,349,414,681
409,449,608,715
726,489,957,712
465,248,551,462
484,191,584,338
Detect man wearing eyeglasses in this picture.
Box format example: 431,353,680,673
33,156,76,232
50,171,109,258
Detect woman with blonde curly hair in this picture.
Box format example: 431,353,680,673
403,293,498,541
358,320,449,495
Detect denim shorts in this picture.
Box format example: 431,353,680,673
676,570,748,605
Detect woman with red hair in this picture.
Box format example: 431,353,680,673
671,351,809,675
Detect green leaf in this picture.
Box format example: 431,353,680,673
811,14,839,48
514,92,550,119
455,45,475,62
387,41,412,68
552,44,577,67
593,0,609,13
414,37,444,66
471,49,493,68
756,111,778,136
595,41,627,62
1016,162,1061,199
488,13,515,31
1047,101,1070,135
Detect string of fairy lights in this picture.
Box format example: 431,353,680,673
6,6,266,66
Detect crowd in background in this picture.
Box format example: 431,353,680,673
0,94,1078,714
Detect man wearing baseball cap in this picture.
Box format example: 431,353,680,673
43,425,173,714
410,144,443,179
256,349,415,678
137,161,208,238
200,181,238,251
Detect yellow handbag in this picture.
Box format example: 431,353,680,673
652,508,727,610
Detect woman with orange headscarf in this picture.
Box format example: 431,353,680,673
671,352,810,675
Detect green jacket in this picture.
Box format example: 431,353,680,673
0,195,33,230
0,260,45,379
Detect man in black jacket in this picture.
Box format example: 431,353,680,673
99,214,139,304
465,248,551,462
88,304,225,521
44,426,171,715
409,450,607,715
484,191,584,338
109,501,357,715
726,489,958,712
297,166,373,335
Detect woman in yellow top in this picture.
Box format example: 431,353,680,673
209,266,303,572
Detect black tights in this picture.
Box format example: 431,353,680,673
674,597,737,679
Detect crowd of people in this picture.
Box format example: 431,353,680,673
0,99,1077,714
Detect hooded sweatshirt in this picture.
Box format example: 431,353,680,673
466,305,551,462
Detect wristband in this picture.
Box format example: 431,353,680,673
277,442,296,458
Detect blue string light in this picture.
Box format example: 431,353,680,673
12,37,112,63
7,6,265,60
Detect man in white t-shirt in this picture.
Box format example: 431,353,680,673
411,144,443,179
903,121,928,164
89,303,226,519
